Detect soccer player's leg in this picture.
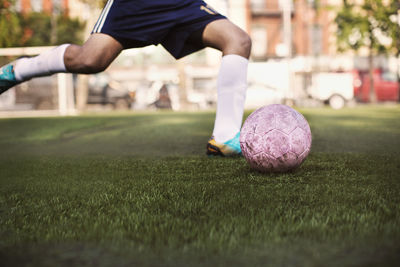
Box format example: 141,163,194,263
202,19,252,156
64,33,123,74
0,33,123,95
0,44,69,95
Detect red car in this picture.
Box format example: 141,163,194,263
353,69,399,102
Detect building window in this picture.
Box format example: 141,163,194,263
15,0,22,12
278,0,294,11
53,0,62,13
31,0,42,12
311,24,322,55
250,0,265,12
251,25,268,59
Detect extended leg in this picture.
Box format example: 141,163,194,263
0,33,123,94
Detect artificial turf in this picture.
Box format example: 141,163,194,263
0,106,399,266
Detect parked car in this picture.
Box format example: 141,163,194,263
245,83,284,109
87,73,135,109
353,69,399,102
307,72,355,109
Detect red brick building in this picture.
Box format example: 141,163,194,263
246,0,336,59
18,0,69,15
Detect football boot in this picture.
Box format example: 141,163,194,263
206,132,241,157
0,64,19,95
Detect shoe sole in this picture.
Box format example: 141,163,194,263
206,142,224,156
206,142,241,157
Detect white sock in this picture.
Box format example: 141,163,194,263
212,54,248,143
14,44,69,82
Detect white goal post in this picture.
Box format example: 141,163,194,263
0,46,76,116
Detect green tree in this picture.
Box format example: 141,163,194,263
0,0,85,48
0,0,23,47
19,12,86,46
335,0,400,102
56,15,86,45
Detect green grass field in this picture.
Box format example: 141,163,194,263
0,106,399,266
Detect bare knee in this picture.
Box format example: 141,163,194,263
80,57,109,74
64,44,112,74
203,20,252,59
229,31,252,59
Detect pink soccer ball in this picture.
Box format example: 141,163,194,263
240,104,312,173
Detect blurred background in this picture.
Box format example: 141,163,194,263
0,0,399,116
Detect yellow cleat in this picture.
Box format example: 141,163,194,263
206,132,241,157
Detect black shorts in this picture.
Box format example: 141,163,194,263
92,0,226,59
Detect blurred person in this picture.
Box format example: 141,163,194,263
0,0,251,156
152,84,173,110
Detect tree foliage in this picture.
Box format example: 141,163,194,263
0,0,23,47
335,0,400,102
335,0,399,56
0,0,86,48
18,13,86,46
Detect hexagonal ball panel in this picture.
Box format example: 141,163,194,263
262,129,290,159
289,127,310,156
